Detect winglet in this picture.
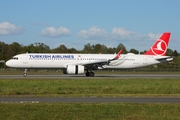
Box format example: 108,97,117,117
115,49,123,59
109,49,123,62
145,32,171,56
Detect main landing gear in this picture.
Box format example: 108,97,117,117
85,71,94,77
23,69,27,77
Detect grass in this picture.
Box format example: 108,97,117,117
1,78,180,119
0,103,180,120
0,78,180,97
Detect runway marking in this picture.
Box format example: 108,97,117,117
0,97,180,103
1,101,39,103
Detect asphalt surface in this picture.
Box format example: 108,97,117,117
0,97,180,103
1,74,180,79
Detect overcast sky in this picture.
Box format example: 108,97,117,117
0,0,180,52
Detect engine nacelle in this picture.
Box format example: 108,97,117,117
63,65,84,74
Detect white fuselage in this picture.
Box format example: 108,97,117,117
5,53,171,69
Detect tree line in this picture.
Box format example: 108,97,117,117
0,41,179,69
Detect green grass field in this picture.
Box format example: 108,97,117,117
1,78,180,119
0,78,180,97
1,103,180,120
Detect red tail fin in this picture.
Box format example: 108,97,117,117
144,32,171,56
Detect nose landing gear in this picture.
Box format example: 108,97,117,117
23,69,27,77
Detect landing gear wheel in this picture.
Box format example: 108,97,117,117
86,72,95,77
86,72,89,76
90,72,94,77
23,73,27,77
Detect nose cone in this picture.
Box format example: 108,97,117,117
5,60,12,67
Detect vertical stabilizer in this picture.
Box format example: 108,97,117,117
145,32,171,56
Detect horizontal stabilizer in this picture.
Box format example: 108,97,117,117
155,56,173,62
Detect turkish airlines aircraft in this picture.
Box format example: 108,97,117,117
6,32,173,77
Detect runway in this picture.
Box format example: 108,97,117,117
0,97,180,103
1,74,180,79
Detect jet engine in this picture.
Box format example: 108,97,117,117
63,65,84,74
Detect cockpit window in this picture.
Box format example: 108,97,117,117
12,57,18,60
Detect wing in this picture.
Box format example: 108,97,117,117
78,49,123,70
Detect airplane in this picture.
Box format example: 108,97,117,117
5,32,173,77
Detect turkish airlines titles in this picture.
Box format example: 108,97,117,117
29,55,75,59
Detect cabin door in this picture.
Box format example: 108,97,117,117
23,55,28,64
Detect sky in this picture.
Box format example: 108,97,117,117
0,0,180,52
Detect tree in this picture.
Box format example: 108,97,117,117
52,44,68,53
0,42,6,60
140,50,147,54
166,48,173,56
107,47,116,54
4,42,22,60
129,48,139,54
99,45,108,53
9,42,22,54
34,42,50,53
172,50,178,57
27,44,37,53
83,43,92,53
116,43,127,54
69,48,78,53
93,44,102,53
